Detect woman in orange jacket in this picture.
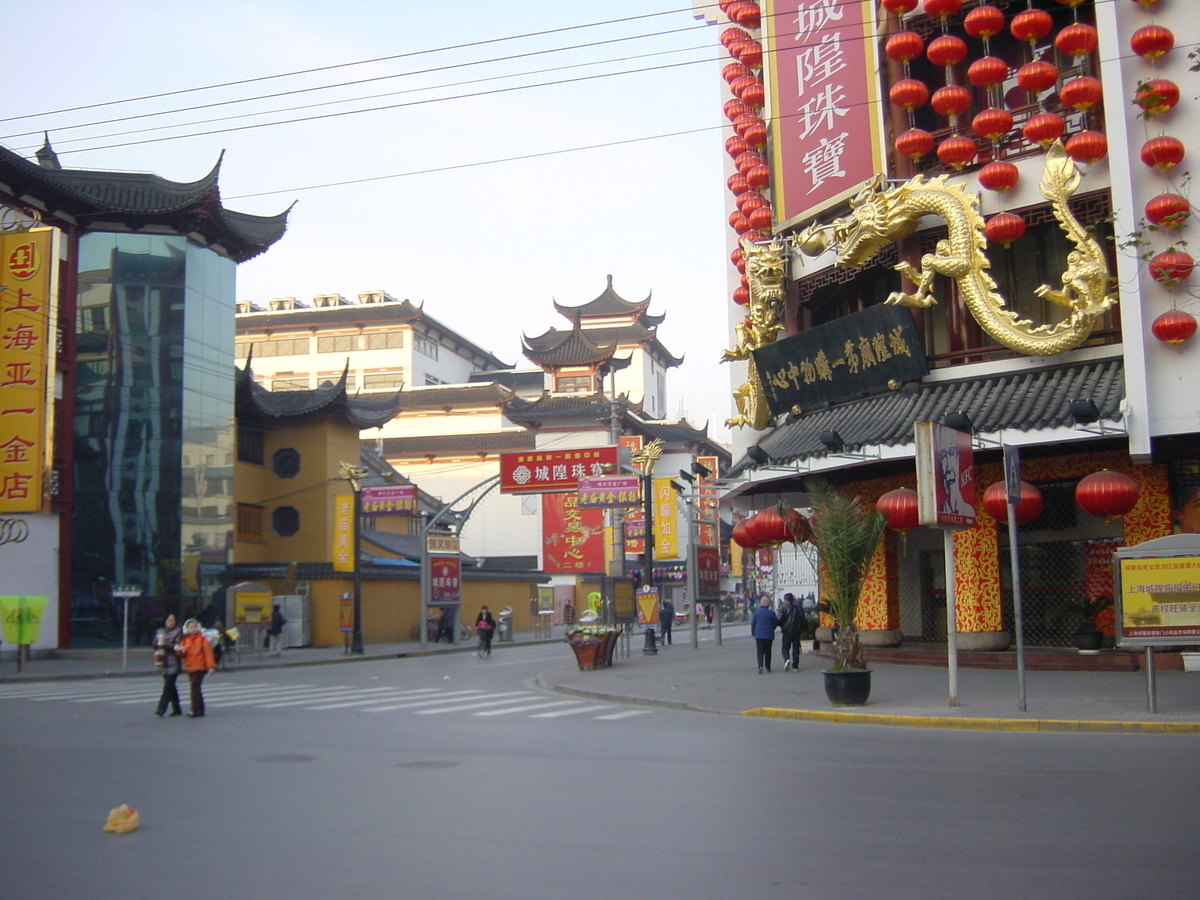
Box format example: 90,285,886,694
177,618,216,717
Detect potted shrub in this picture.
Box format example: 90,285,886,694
803,479,886,705
565,624,618,670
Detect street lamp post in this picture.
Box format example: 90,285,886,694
338,462,370,654
631,440,664,632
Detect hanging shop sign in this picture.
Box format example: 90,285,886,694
654,477,679,561
430,555,461,605
499,446,619,494
577,474,641,509
750,304,926,417
915,422,976,529
542,491,605,573
697,546,721,600
360,484,416,515
332,494,354,572
763,0,883,227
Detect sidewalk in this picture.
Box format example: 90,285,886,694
4,625,1198,733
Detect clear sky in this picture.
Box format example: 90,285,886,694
8,1,735,444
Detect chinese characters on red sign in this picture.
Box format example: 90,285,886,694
542,491,605,573
360,484,417,515
0,230,51,513
431,555,461,604
499,446,619,494
765,0,881,224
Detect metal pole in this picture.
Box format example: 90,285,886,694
122,597,130,670
712,495,723,647
351,487,365,654
419,514,429,651
642,471,655,616
1007,503,1027,711
687,492,699,650
943,527,960,707
1146,646,1157,713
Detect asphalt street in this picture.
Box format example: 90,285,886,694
2,641,1198,900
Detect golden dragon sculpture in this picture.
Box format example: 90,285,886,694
795,141,1115,357
720,236,786,430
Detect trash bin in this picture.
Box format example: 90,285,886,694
498,611,513,643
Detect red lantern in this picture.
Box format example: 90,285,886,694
890,78,929,110
1149,250,1195,287
876,488,920,534
1022,112,1065,148
1151,309,1198,346
730,1,761,29
720,27,750,48
741,80,765,108
743,119,767,147
1140,136,1185,171
1130,25,1174,60
985,212,1026,247
1075,470,1140,522
1010,8,1052,44
729,211,751,234
725,135,749,159
931,85,972,118
881,0,919,12
923,0,962,19
968,56,1009,88
731,75,759,101
730,245,744,268
737,190,766,213
783,508,812,545
733,286,751,306
735,150,764,175
927,35,967,68
886,31,925,64
732,518,761,549
727,173,750,195
742,229,768,243
895,128,935,161
982,481,1044,525
1145,193,1191,229
978,160,1019,193
1064,130,1107,164
1055,23,1098,58
723,99,749,121
1017,61,1058,94
1059,77,1103,111
733,112,764,139
745,507,790,547
972,107,1013,141
746,165,770,190
748,205,773,231
734,39,764,68
1135,79,1180,117
723,62,751,84
964,5,1005,40
937,135,977,170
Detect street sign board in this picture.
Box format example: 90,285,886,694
360,484,416,515
577,474,640,508
426,534,460,555
499,446,619,494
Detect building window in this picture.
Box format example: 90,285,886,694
556,374,593,393
271,373,309,391
245,337,309,357
236,504,264,540
272,506,300,537
363,371,405,391
317,334,359,353
365,331,404,350
272,448,301,479
414,335,439,359
237,424,264,464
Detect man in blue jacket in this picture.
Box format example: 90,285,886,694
750,595,778,674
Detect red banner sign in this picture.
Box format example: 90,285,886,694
360,484,417,515
577,474,641,509
499,446,618,494
542,491,605,573
431,556,460,604
697,546,720,600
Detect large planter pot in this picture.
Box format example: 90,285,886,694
570,640,602,671
823,669,872,706
1074,629,1103,655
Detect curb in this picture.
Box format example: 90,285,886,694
533,675,710,715
743,707,1200,734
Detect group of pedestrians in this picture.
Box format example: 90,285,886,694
750,593,807,674
152,615,217,717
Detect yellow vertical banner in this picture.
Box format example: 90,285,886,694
654,476,678,560
332,494,354,571
730,540,744,578
0,230,52,513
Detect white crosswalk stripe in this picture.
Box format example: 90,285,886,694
0,679,655,722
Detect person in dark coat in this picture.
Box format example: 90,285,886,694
153,614,183,717
778,593,801,672
750,596,779,674
660,598,674,645
475,606,496,656
267,604,287,656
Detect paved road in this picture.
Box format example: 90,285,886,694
2,644,1198,900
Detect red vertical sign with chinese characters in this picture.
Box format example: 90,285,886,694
543,491,605,573
431,556,461,605
765,0,882,226
0,230,51,513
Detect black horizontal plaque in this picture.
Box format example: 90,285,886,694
751,304,927,417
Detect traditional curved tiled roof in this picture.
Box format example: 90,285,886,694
235,363,401,428
1,140,288,262
568,323,684,368
521,321,619,367
553,275,664,326
728,356,1125,476
397,382,515,411
236,298,424,330
504,392,642,425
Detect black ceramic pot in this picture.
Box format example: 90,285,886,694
1074,629,1103,654
823,669,872,706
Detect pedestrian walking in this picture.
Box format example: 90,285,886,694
267,603,287,656
778,593,801,672
660,598,674,645
750,596,778,674
177,618,216,717
475,606,495,656
152,614,183,717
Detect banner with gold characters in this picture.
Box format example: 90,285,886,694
0,231,52,513
332,494,354,571
653,477,678,560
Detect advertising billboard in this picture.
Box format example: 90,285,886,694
499,446,619,494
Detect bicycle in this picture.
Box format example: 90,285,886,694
476,627,493,658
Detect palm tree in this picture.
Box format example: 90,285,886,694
803,479,886,671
